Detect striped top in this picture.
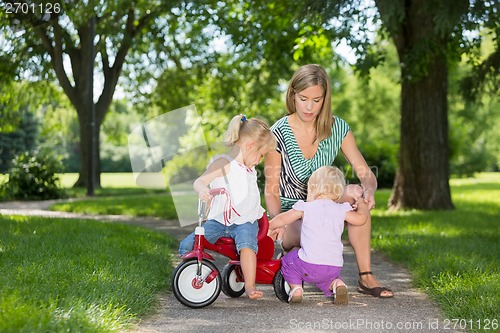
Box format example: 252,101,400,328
271,115,350,211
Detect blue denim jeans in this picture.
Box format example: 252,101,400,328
178,219,259,255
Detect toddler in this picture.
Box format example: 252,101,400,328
269,166,369,304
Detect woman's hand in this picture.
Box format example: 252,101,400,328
362,187,376,210
343,184,375,210
341,184,364,206
340,131,377,210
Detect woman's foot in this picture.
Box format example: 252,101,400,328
330,279,348,305
245,287,263,299
358,271,393,298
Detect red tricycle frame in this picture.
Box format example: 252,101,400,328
171,188,289,308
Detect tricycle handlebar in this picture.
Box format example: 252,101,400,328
198,188,227,221
208,188,228,196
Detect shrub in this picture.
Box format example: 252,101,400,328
1,150,66,200
0,110,39,173
337,142,398,189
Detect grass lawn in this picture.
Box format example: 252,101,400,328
0,215,177,333
370,173,499,332
50,173,178,219
58,173,166,199
57,173,140,188
51,174,198,221
51,194,179,220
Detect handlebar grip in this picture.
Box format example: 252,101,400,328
209,188,227,196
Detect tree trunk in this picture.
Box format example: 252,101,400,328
389,56,454,209
73,108,101,189
30,7,153,190
387,0,454,210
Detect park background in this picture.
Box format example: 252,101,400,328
1,0,499,332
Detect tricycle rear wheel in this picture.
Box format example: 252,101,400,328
221,263,245,298
273,269,291,302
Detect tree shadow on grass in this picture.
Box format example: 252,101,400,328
369,204,500,321
0,215,177,332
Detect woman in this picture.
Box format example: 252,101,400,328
264,64,393,298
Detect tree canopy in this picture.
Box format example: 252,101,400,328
288,0,499,209
1,0,225,189
1,0,498,209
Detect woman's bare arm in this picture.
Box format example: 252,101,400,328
264,150,283,219
341,131,377,209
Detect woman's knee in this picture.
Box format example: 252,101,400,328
347,214,372,231
282,220,302,250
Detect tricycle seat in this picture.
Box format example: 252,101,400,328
216,237,235,245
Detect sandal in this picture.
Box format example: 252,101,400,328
288,286,303,303
331,279,348,305
275,240,285,259
358,271,393,298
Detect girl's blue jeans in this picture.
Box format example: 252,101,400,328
178,219,258,255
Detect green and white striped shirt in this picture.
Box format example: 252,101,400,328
271,115,350,211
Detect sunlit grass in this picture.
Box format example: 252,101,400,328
370,173,500,333
51,194,179,220
57,173,167,199
0,215,177,333
58,173,143,188
52,173,181,219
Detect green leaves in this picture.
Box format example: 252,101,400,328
1,150,66,200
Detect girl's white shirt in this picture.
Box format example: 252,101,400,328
207,154,264,225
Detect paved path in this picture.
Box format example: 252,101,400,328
0,200,463,333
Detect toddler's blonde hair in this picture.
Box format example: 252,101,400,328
307,166,345,202
224,114,277,153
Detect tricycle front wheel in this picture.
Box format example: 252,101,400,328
171,259,221,308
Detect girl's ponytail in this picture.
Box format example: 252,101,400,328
224,114,246,145
223,114,276,152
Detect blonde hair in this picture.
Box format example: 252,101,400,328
307,166,345,201
224,114,277,153
285,64,333,142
